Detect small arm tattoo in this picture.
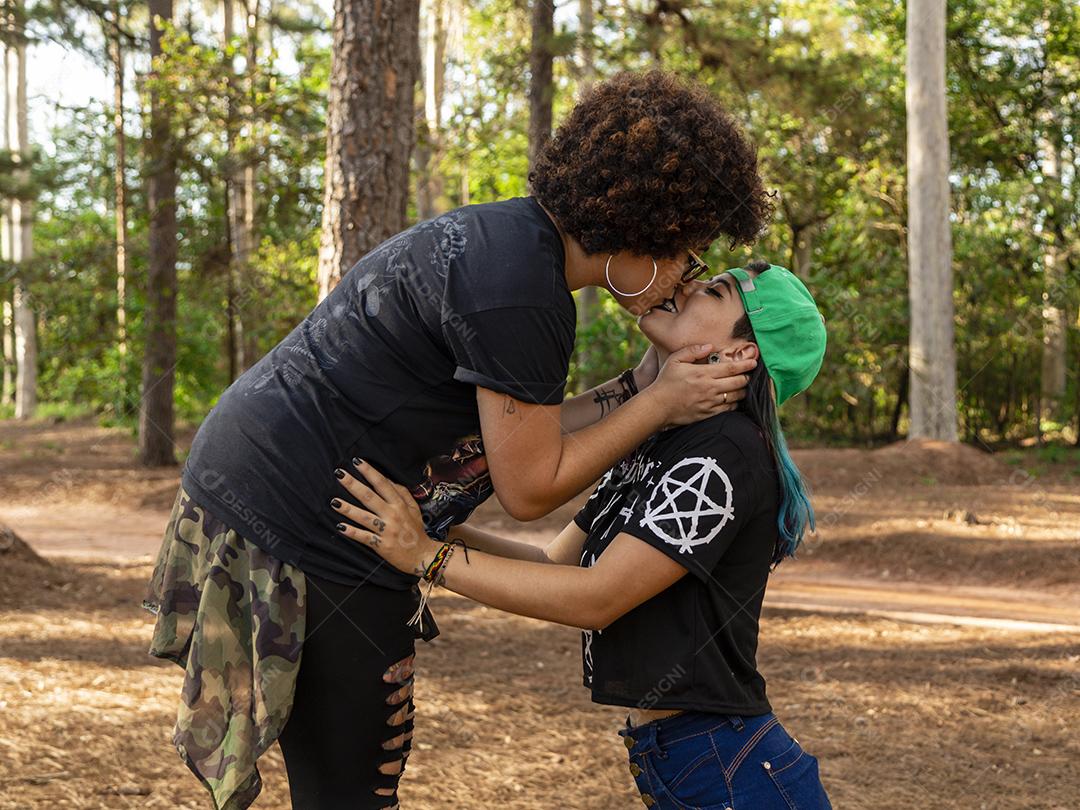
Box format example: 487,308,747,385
592,385,632,417
503,396,517,415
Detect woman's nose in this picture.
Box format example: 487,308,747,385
675,279,704,305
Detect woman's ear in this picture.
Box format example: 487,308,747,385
723,342,760,362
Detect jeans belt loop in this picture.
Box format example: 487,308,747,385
634,721,666,759
727,714,745,732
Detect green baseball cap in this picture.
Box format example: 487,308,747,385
726,264,826,406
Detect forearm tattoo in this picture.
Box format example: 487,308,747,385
592,386,631,417
593,371,637,418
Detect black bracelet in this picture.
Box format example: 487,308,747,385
618,368,639,399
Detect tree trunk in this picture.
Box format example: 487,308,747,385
140,0,178,466
224,0,260,374
905,0,957,442
317,0,420,300
579,0,595,91
889,361,908,441
791,223,814,279
574,0,600,389
1038,136,1067,423
416,0,447,221
109,1,129,361
223,0,244,380
11,280,33,419
527,0,554,175
240,0,258,367
2,5,36,420
1,295,12,406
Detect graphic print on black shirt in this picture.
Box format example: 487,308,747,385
182,196,574,589
573,411,780,715
408,433,493,541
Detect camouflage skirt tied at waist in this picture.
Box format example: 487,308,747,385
141,485,305,810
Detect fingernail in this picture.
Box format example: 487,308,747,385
336,523,346,532
334,468,345,479
353,457,364,467
331,498,342,508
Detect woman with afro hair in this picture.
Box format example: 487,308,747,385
144,68,774,809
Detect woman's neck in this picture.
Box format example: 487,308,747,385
535,199,607,291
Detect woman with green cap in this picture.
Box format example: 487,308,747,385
329,259,832,808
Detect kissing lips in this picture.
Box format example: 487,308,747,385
651,296,678,314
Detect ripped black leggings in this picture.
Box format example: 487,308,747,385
278,572,417,809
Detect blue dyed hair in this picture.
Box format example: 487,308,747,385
732,262,815,567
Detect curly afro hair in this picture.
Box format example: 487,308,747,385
528,69,773,259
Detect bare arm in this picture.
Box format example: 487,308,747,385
434,534,686,630
445,510,591,564
480,347,757,522
558,347,656,434
330,464,686,631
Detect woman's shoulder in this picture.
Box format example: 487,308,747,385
441,196,570,313
450,196,556,237
661,410,770,463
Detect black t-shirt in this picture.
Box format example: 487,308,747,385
182,196,576,588
572,411,779,715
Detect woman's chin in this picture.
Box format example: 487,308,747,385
636,310,664,341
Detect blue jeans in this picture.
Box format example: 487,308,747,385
618,711,833,809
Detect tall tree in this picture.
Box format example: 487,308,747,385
140,0,178,465
416,0,448,221
1,0,36,419
240,0,259,367
1,297,11,405
574,0,600,387
526,0,553,174
906,0,958,441
1037,133,1067,425
223,0,260,377
108,0,129,361
317,0,420,299
223,0,242,380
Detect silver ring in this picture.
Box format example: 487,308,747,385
723,392,728,404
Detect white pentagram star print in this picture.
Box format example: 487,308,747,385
639,456,735,554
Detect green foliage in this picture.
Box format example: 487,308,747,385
8,0,1078,450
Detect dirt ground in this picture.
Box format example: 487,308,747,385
1,418,1079,809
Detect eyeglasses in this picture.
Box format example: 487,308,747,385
681,250,710,284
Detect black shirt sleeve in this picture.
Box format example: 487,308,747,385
442,306,575,405
618,432,760,584
573,472,611,533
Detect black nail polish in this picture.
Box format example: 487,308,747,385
336,523,346,532
352,457,363,467
334,468,345,479
331,498,342,509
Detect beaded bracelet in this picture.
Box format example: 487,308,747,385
408,540,470,629
422,541,455,584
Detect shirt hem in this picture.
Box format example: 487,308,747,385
181,464,419,589
588,689,772,717
181,465,307,564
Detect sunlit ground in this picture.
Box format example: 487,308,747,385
0,560,1077,810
